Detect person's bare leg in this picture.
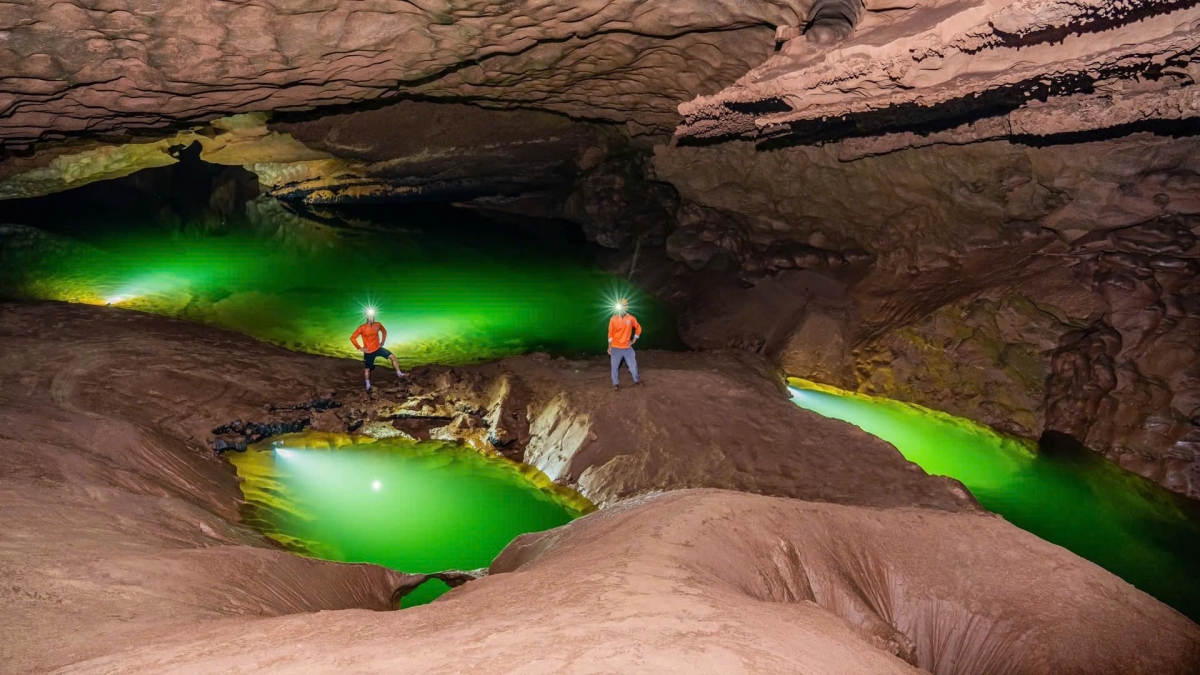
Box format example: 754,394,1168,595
364,367,372,391
389,354,405,378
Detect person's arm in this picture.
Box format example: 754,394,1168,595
350,326,364,351
378,323,387,347
607,317,616,354
631,316,643,342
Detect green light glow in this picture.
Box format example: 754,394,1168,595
788,377,1200,621
232,433,594,607
0,217,678,366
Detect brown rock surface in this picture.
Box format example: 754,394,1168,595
676,0,1200,145
652,132,1200,498
0,0,811,146
499,350,972,509
2,302,1198,673
0,302,421,672
55,491,1200,674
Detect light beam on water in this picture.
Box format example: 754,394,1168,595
234,433,594,607
787,377,1200,621
0,209,678,366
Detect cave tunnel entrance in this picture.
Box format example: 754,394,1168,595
2,140,261,241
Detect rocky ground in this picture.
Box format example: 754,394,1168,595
3,301,1199,674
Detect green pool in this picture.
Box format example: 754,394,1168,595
788,377,1200,621
231,433,594,606
0,204,677,366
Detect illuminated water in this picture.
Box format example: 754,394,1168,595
231,433,593,606
788,378,1200,621
0,203,676,365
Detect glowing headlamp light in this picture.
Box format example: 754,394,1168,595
613,299,628,313
365,305,377,319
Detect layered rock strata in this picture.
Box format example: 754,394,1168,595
677,0,1200,146
653,131,1200,498
0,0,816,146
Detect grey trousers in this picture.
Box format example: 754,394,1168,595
610,347,639,385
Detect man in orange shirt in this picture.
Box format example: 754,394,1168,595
350,310,404,391
607,299,643,390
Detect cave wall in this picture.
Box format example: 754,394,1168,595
651,133,1200,498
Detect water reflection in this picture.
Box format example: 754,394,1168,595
789,378,1200,621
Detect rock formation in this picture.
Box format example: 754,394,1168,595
3,302,1197,673
652,132,1200,498
676,0,1200,144
55,491,1200,674
3,0,1200,666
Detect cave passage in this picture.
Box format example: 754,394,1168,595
231,432,594,606
788,378,1200,621
0,198,677,366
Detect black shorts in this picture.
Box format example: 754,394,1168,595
363,348,393,370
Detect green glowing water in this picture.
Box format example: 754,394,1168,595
231,433,593,606
788,379,1200,621
0,206,676,365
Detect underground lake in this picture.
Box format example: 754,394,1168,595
788,377,1200,622
0,199,678,366
231,432,594,606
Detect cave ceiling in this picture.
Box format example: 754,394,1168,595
0,0,1191,150
677,0,1200,147
0,0,803,146
0,0,1196,201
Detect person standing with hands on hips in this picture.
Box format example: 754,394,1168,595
350,308,404,391
607,299,643,391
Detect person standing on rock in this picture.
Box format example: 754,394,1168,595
350,309,404,391
608,300,643,391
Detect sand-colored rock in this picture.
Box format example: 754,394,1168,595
651,132,1200,497
2,302,1198,673
320,342,974,511
0,0,814,146
56,491,1200,674
506,350,973,509
676,0,1200,145
0,303,421,672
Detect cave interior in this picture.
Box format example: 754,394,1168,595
2,0,1200,672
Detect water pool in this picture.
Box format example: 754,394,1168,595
231,433,594,606
0,203,677,366
788,377,1200,621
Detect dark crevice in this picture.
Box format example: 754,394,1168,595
1010,117,1200,147
993,0,1200,47
725,98,793,116
735,63,1193,151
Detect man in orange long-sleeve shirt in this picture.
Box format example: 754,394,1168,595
607,300,643,390
350,311,404,391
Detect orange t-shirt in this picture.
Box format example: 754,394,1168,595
607,314,642,349
350,322,387,352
